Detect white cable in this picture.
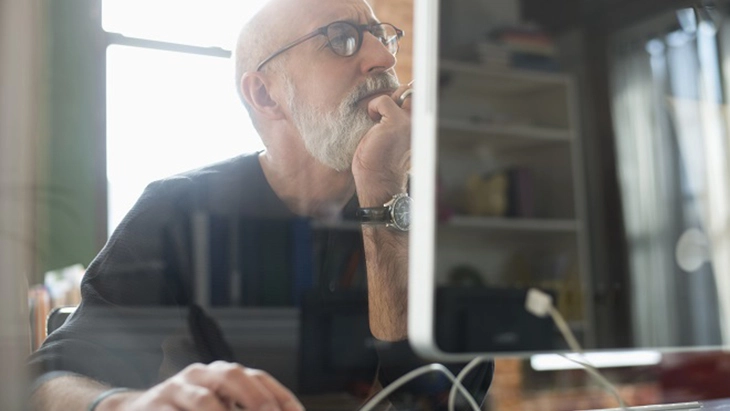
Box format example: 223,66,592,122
549,306,583,353
365,287,633,411
448,356,490,411
548,306,627,409
358,363,481,411
526,288,629,410
558,353,628,410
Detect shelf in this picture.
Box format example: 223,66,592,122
439,118,572,149
443,216,579,233
439,60,570,96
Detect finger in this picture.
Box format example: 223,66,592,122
249,370,304,411
398,90,413,112
390,81,413,100
396,88,413,108
169,384,228,411
391,82,413,105
195,362,279,410
367,95,410,123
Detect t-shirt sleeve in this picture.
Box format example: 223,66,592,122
27,177,196,389
375,340,494,410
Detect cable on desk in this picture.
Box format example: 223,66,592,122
526,288,629,410
358,363,481,411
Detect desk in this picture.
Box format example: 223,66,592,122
700,399,730,410
586,399,730,411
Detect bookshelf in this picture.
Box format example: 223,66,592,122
440,119,572,150
435,60,593,346
440,60,569,95
446,216,579,233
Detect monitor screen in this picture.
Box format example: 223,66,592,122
409,0,730,361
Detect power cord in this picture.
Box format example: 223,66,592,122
448,356,491,411
358,362,482,411
525,288,629,410
360,288,630,411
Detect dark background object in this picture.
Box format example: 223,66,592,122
435,287,556,353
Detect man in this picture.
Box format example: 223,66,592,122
29,0,491,410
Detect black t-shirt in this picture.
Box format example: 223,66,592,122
28,152,492,409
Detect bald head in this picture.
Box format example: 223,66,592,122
234,0,293,102
234,0,376,102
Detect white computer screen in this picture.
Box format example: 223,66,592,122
409,0,730,361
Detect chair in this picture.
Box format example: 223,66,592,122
46,306,77,335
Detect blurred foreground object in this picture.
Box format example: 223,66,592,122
0,0,45,408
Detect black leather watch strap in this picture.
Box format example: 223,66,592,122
356,207,390,224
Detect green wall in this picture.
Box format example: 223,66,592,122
38,0,107,279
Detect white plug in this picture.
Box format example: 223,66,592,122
525,288,553,318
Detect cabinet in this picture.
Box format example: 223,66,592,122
434,60,593,345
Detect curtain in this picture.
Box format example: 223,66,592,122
609,10,727,348
610,39,681,347
0,0,43,406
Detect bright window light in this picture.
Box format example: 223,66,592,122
530,351,663,371
106,44,264,234
102,0,266,49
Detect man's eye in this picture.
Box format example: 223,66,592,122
331,34,350,45
331,36,357,55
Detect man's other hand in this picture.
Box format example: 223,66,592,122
101,362,304,411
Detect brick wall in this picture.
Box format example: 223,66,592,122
369,0,413,84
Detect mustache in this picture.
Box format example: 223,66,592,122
346,73,401,107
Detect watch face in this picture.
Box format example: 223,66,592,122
392,195,412,231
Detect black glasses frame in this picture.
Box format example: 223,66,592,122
256,21,404,71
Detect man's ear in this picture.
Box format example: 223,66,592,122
240,73,286,120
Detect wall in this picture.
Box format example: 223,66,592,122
38,0,107,279
370,0,414,83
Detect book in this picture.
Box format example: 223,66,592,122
506,167,535,218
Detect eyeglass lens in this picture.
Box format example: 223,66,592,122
325,22,399,57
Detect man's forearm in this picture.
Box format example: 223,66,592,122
30,374,133,411
362,225,409,341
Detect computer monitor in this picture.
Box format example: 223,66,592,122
409,0,730,361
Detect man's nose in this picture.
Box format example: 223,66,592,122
358,32,397,74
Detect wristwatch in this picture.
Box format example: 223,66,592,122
357,193,412,232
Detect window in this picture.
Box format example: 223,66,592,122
103,0,267,234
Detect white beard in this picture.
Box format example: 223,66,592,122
285,73,400,172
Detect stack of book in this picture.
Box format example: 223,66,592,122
477,26,559,72
463,167,535,218
28,285,51,351
28,264,85,350
505,167,535,218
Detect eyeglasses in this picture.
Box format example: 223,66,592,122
256,21,404,71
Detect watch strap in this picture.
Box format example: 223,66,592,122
356,206,390,224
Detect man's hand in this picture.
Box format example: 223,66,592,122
352,82,412,206
100,362,303,411
351,81,412,342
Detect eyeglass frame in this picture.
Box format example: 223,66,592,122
255,20,404,72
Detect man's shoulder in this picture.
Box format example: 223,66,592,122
145,152,261,200
162,152,260,186
106,152,264,250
